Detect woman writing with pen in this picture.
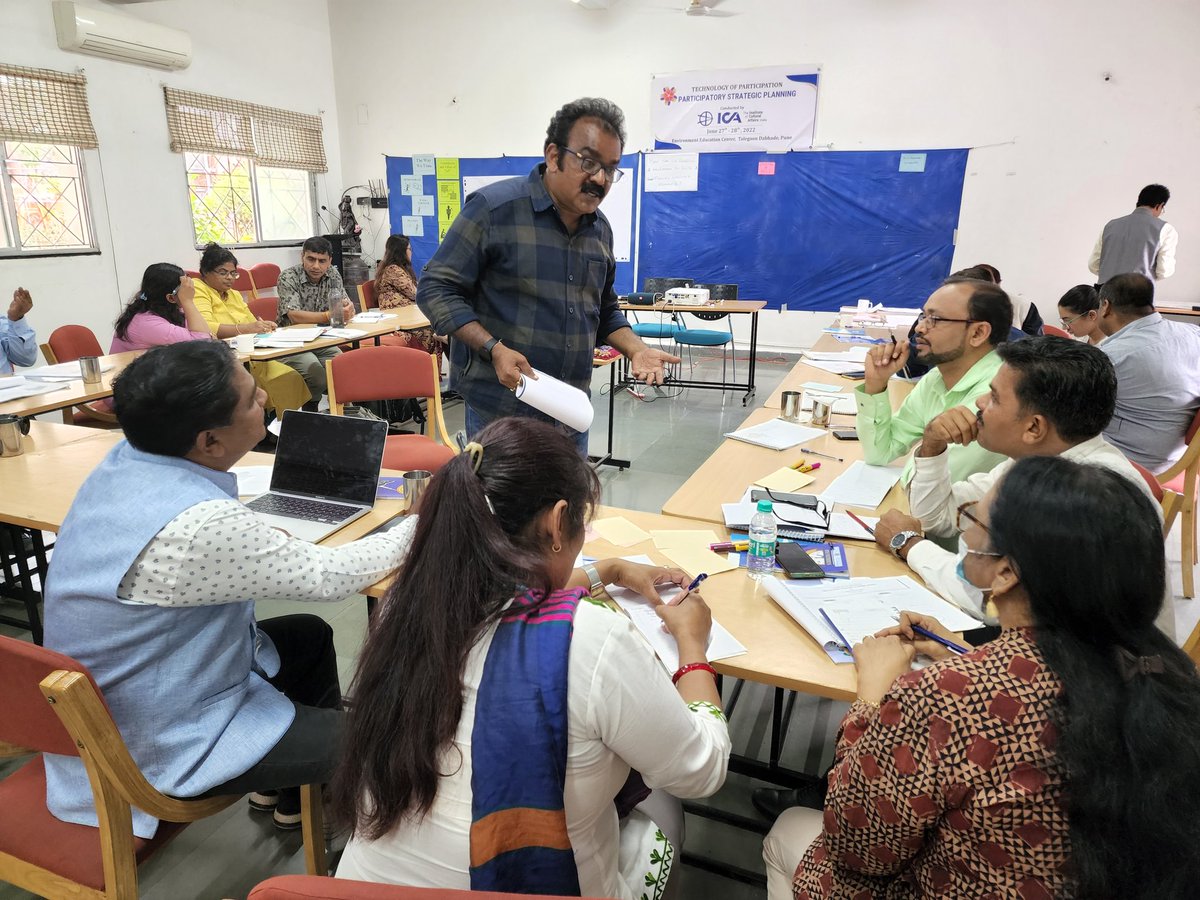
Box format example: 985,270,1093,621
333,417,730,900
191,242,311,418
764,456,1200,899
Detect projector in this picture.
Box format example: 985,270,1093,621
664,287,710,303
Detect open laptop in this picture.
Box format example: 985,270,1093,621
244,410,388,542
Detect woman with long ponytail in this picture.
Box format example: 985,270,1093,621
334,417,730,899
767,455,1200,898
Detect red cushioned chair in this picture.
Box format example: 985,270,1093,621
249,295,280,323
0,635,328,898
1041,324,1071,338
326,346,456,473
250,262,282,300
232,266,256,295
248,875,616,899
1153,408,1200,599
41,325,120,428
357,281,377,311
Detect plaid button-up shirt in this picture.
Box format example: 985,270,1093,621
277,264,347,325
417,165,629,422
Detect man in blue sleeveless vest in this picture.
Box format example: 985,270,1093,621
42,340,417,837
1088,184,1178,286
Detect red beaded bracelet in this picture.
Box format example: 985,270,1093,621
672,662,718,685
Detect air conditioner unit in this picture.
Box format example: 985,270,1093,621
52,1,192,70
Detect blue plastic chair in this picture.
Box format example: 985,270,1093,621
630,277,691,347
672,283,739,385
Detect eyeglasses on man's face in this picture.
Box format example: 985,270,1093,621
915,310,978,329
560,147,623,183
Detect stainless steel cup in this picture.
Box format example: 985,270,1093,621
780,391,802,422
0,414,23,458
79,356,103,385
811,398,833,428
403,469,433,513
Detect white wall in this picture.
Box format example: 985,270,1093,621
327,0,1200,352
0,0,344,347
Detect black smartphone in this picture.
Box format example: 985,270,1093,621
831,428,859,441
776,542,827,579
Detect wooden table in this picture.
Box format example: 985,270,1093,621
244,314,427,362
0,350,143,423
619,299,768,405
764,330,916,411
661,405,908,525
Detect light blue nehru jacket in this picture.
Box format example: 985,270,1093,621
42,441,294,839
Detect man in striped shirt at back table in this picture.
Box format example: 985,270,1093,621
417,98,678,454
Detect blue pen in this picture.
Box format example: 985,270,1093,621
670,572,708,606
910,624,970,655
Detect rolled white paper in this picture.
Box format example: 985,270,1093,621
514,368,594,433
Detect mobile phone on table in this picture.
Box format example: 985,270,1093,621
775,542,827,579
831,428,859,441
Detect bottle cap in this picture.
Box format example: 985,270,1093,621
756,499,773,514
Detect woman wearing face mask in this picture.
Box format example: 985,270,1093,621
764,456,1200,899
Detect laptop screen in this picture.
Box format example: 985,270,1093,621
270,411,388,505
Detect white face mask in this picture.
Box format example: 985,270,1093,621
954,535,995,617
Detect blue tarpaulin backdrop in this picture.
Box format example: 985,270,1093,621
386,149,967,312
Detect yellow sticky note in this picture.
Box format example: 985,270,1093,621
435,157,460,180
660,546,738,577
436,180,461,205
650,529,721,551
754,467,817,493
591,516,653,548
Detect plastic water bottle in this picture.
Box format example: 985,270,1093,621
748,499,777,582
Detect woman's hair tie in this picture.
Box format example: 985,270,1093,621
464,441,484,474
1116,647,1165,681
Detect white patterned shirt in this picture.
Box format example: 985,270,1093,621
117,499,414,606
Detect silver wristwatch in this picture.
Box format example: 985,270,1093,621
889,530,923,560
582,562,604,595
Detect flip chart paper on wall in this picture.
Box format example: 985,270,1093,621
435,158,460,180
401,215,424,237
514,369,594,433
645,152,699,192
400,175,422,196
412,155,436,176
412,195,434,216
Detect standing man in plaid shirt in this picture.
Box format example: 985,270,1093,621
418,98,679,453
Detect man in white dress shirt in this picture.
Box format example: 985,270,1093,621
869,337,1167,634
43,340,416,835
1096,272,1200,474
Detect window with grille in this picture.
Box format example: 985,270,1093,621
185,152,316,247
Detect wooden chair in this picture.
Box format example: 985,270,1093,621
249,263,282,300
358,281,377,311
326,346,456,473
41,326,119,428
1155,408,1200,598
249,875,616,899
0,635,327,899
1184,619,1200,668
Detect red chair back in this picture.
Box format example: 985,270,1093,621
0,635,104,757
1041,325,1071,338
233,267,255,294
249,262,281,291
1130,461,1165,502
359,280,378,310
248,296,278,322
329,346,437,404
47,325,104,364
184,270,202,280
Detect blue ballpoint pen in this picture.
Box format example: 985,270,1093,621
910,623,970,656
670,572,708,606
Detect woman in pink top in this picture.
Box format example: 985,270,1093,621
110,263,212,353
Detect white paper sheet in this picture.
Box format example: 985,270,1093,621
800,391,856,415
351,312,398,323
24,360,115,381
644,152,699,192
514,369,594,433
819,460,902,509
0,377,73,402
825,512,879,541
797,359,866,376
799,381,846,392
606,555,747,672
802,347,869,363
724,418,825,451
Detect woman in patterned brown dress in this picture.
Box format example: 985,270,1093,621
765,456,1200,899
376,234,441,357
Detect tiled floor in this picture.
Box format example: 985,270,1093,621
3,346,1198,900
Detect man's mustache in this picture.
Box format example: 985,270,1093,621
582,184,604,198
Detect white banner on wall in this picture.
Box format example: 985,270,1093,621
651,65,820,152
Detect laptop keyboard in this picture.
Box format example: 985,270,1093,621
246,494,355,524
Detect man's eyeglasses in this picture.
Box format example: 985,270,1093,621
560,147,624,183
956,502,1004,556
916,311,978,329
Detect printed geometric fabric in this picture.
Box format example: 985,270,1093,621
793,627,1071,899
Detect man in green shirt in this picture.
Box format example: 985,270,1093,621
855,277,1013,484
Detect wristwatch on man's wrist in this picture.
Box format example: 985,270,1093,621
889,530,923,560
478,337,501,363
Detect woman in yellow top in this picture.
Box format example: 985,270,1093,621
191,243,312,416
